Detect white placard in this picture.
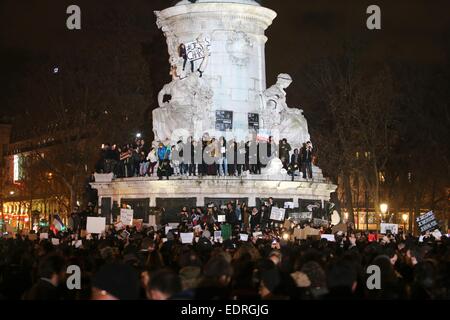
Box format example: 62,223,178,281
419,236,424,243
165,226,173,235
218,215,226,223
74,240,82,248
214,231,222,242
270,207,286,221
380,223,399,235
432,229,442,240
120,209,134,226
114,221,124,231
240,234,249,242
253,231,263,238
180,232,194,244
87,217,106,234
51,238,60,245
284,202,295,209
168,223,179,229
321,234,335,242
40,233,48,240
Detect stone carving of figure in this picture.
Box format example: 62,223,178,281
153,70,213,144
260,73,310,149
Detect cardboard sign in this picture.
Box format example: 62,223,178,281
284,202,295,209
321,234,335,242
293,228,304,239
40,233,49,240
332,223,348,234
380,223,399,235
416,211,439,233
120,209,134,226
270,207,286,221
87,217,106,234
218,215,226,223
239,234,249,242
284,220,292,230
180,232,194,244
51,238,60,246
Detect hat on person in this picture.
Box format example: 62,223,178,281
92,263,140,300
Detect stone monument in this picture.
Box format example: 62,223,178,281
91,0,337,220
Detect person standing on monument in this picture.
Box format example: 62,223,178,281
179,43,194,73
300,141,313,179
279,139,291,170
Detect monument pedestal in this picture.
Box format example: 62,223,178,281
92,172,337,218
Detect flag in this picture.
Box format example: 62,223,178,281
50,215,65,235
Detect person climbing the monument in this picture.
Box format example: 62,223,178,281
179,43,194,73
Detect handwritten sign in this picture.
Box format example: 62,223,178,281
270,207,286,221
321,234,335,242
120,209,134,226
380,223,399,235
239,234,249,242
284,202,295,209
180,232,194,244
87,217,106,234
51,238,60,245
218,215,226,223
40,233,49,240
185,38,211,62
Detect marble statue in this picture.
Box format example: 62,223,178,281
260,73,310,149
153,69,213,144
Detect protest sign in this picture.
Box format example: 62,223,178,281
40,233,48,240
284,220,292,230
180,232,194,244
293,228,304,239
221,224,232,240
284,202,295,209
304,226,320,238
74,240,82,248
313,218,329,228
218,215,226,223
114,221,125,231
332,223,347,234
270,207,286,221
87,217,106,234
252,231,263,238
380,223,399,235
168,223,179,229
416,211,439,233
51,238,60,245
214,231,222,242
321,234,335,242
240,234,249,242
432,229,442,240
120,209,134,226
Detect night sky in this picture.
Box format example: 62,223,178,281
1,0,449,119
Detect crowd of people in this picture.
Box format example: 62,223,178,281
0,199,448,301
96,136,315,180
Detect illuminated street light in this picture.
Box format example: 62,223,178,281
380,203,388,215
9,191,15,195
402,213,408,222
136,133,142,138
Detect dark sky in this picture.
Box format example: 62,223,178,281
1,0,449,117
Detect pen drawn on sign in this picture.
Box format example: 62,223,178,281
186,38,211,62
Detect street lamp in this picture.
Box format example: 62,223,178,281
380,202,388,219
136,133,142,139
402,213,408,232
9,191,14,196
